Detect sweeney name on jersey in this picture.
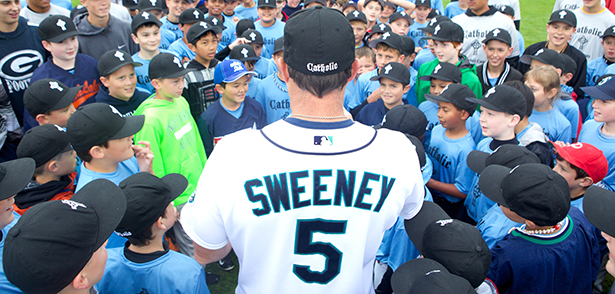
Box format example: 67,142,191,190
245,169,395,216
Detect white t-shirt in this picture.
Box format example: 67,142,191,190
570,7,615,60
453,10,521,65
553,0,606,12
181,118,424,294
19,4,70,26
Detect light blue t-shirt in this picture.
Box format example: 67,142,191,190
411,0,444,12
427,125,476,203
587,57,610,88
464,137,497,222
246,76,261,100
76,157,140,191
168,39,196,63
354,68,379,109
254,73,291,124
476,204,522,249
0,212,22,294
220,13,238,52
444,1,466,18
408,21,428,51
254,57,273,80
255,19,285,59
160,28,177,50
412,48,436,71
160,16,183,40
529,107,572,143
579,119,615,191
97,247,210,294
516,30,525,55
553,94,581,141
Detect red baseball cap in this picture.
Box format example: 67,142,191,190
552,142,608,183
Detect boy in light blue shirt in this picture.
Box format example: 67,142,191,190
168,8,205,63
254,0,285,59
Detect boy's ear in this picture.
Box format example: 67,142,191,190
90,146,105,160
151,78,161,90
35,114,50,125
407,53,416,63
131,33,139,45
402,84,411,94
70,271,91,290
506,46,513,57
47,160,60,173
99,75,110,88
460,109,470,120
398,54,405,63
188,43,197,53
214,84,225,94
580,176,594,188
154,216,168,231
547,87,559,100
508,114,522,127
41,40,52,52
555,68,563,76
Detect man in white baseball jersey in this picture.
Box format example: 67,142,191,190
570,0,615,60
180,6,425,294
452,0,520,65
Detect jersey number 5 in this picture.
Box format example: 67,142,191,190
293,219,347,284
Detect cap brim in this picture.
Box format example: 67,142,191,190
368,39,399,51
47,31,83,43
424,93,452,105
466,150,490,174
404,201,449,253
392,258,450,294
0,158,35,201
477,165,512,207
160,173,189,200
162,67,193,79
224,71,257,83
190,27,223,43
50,85,83,111
581,85,615,101
584,186,615,237
369,74,406,84
109,114,145,140
70,179,127,250
101,62,143,77
466,97,506,113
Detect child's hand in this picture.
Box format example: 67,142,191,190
366,88,382,104
229,37,250,50
133,141,155,175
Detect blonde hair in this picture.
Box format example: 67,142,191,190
525,66,560,102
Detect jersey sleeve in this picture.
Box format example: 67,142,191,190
453,147,475,195
197,114,215,158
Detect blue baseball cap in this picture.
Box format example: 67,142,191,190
581,75,615,100
214,59,257,85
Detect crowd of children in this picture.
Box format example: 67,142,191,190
2,0,615,292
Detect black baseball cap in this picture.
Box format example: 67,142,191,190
370,62,410,84
230,44,260,61
584,186,615,237
406,134,426,167
520,48,565,70
483,27,512,46
17,124,73,167
242,29,264,44
424,84,476,115
66,103,145,152
284,7,355,76
426,8,441,19
131,11,163,33
467,85,526,117
499,5,514,17
236,18,255,36
258,0,276,8
419,15,451,34
123,0,138,10
367,23,392,39
149,52,192,79
421,220,491,288
98,49,143,77
138,0,164,11
3,179,127,294
346,9,367,24
400,35,415,57
424,21,463,43
38,15,82,42
304,0,326,7
549,9,576,27
179,8,205,24
391,258,477,294
24,79,81,117
273,37,284,55
603,25,615,39
389,11,413,25
383,1,396,10
467,144,540,174
419,62,462,83
581,75,615,101
479,163,571,226
381,104,428,138
205,16,227,30
342,0,357,11
115,173,188,237
187,21,222,43
369,31,404,52
0,158,35,201
403,201,449,253
415,0,430,7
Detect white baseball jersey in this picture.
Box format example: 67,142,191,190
452,11,520,65
553,0,606,12
489,0,521,21
181,118,424,294
570,8,615,60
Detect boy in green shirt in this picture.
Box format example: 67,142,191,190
133,52,207,258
